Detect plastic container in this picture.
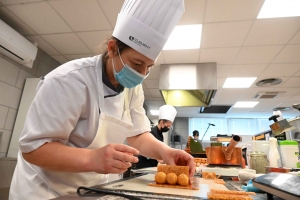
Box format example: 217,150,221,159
279,140,299,168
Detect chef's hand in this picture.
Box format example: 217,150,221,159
90,144,139,174
162,148,195,178
157,159,165,164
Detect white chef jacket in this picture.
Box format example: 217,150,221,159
10,55,151,199
19,55,150,152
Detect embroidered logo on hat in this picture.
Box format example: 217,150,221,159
129,36,151,49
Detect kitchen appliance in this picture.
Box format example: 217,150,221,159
202,135,243,177
252,130,272,141
0,19,38,68
278,140,299,168
269,115,292,136
210,134,233,142
206,135,243,166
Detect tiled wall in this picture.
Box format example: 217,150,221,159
0,157,17,199
0,49,60,158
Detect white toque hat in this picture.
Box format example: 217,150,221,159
159,105,177,123
273,110,283,121
113,0,185,61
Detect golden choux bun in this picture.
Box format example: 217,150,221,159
166,173,178,185
155,172,167,184
177,174,189,186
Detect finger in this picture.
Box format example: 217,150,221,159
114,151,139,163
189,165,195,178
187,158,196,178
110,159,132,170
167,159,176,166
114,144,139,155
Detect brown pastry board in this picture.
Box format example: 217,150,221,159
101,174,228,199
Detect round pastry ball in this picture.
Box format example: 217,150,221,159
177,174,189,186
155,172,167,184
167,173,178,185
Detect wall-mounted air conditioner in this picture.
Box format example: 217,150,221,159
0,19,38,68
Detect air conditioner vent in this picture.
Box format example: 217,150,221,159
0,45,24,60
260,94,278,99
252,91,286,100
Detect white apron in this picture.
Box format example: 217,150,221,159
9,57,134,200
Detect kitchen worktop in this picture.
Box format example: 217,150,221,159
51,173,285,200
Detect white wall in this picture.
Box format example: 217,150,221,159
0,49,60,158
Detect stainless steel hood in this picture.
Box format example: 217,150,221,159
159,63,217,107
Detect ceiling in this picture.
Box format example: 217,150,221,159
0,0,300,120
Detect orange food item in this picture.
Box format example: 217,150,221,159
166,173,178,185
207,188,254,200
202,171,217,179
157,164,189,177
177,174,189,186
155,172,167,184
207,193,253,200
150,164,197,190
210,189,255,196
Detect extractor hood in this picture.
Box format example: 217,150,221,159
159,63,217,107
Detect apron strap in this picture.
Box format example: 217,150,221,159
124,88,132,121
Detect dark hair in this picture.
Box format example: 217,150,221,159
100,36,130,66
158,119,169,123
193,130,199,137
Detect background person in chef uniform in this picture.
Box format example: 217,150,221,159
136,105,177,169
9,0,195,199
186,130,201,148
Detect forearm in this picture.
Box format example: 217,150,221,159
127,132,171,160
128,133,195,176
22,142,93,172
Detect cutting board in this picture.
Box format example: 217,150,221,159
102,174,228,199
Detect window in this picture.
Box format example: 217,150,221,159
257,118,273,133
189,118,228,140
228,118,256,135
189,117,275,143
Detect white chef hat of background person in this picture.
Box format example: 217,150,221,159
113,0,185,61
159,105,177,123
273,110,283,121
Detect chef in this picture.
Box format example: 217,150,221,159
136,105,177,168
9,0,194,199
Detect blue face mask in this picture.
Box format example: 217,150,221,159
112,48,148,88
